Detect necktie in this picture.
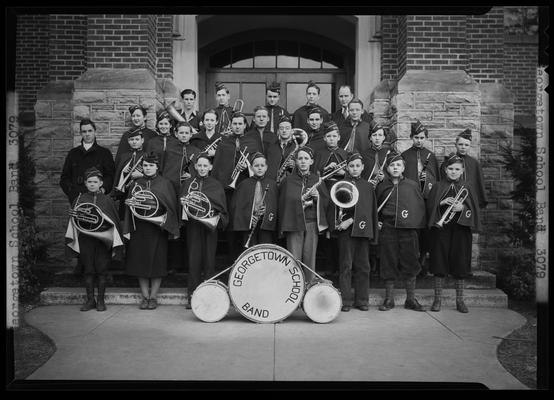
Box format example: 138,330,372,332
342,107,348,120
345,121,358,153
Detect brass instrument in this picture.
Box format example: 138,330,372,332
276,129,308,185
126,184,167,226
302,160,347,209
244,183,270,248
220,99,245,135
330,180,359,226
368,150,391,187
165,100,187,123
69,200,114,247
181,190,220,230
228,146,249,189
435,186,469,228
115,155,144,192
377,186,395,213
203,136,223,153
233,99,244,113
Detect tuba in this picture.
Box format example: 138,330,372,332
126,184,167,226
69,201,114,247
330,181,359,225
435,186,469,228
276,129,308,185
181,190,220,230
166,100,187,123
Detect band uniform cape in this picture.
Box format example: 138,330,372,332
65,191,124,259
278,170,330,233
245,125,278,154
115,126,157,166
314,147,349,177
113,148,146,197
339,119,370,152
215,104,235,135
376,176,426,229
159,140,200,194
189,129,223,154
360,145,391,181
327,176,379,241
179,110,200,132
230,176,278,232
122,174,180,240
60,140,116,204
265,139,297,181
426,179,482,233
440,153,488,208
401,146,440,198
212,134,262,187
332,108,372,129
266,104,289,133
180,175,229,230
292,104,331,133
144,133,179,172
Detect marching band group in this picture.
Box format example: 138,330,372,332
61,80,487,316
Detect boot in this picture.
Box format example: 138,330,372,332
431,276,443,312
80,276,96,311
455,279,468,313
96,275,107,312
404,277,426,311
379,280,395,311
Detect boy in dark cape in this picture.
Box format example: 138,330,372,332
115,105,157,165
427,153,481,313
189,109,222,157
266,115,298,183
230,152,278,247
327,153,378,311
375,152,427,312
65,168,124,312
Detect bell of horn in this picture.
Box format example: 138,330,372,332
330,181,359,209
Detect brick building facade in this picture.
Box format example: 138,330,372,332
11,9,539,273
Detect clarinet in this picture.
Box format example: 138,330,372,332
419,152,431,192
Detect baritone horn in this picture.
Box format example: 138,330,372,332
69,201,114,247
330,181,359,225
181,191,220,230
435,186,469,228
165,100,186,123
126,184,167,226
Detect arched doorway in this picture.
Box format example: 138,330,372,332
198,27,355,123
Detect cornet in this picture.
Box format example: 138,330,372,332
435,186,469,228
228,146,249,189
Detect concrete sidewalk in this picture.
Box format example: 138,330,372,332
23,304,528,389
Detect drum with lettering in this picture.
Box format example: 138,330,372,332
228,244,305,323
302,280,342,323
191,280,230,323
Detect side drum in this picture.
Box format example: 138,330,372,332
191,280,230,323
302,280,342,323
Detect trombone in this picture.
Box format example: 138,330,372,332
435,186,469,228
228,146,250,189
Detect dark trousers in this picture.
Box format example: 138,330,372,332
186,219,218,297
337,230,370,306
378,225,420,281
168,226,188,272
429,223,472,279
79,234,111,275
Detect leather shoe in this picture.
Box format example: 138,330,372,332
404,298,426,311
378,298,395,311
456,299,468,313
147,298,158,310
341,305,351,312
139,297,149,310
185,300,192,310
430,298,441,312
356,305,369,311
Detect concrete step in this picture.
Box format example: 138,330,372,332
40,287,508,308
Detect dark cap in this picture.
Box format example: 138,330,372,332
307,107,323,117
444,152,464,167
457,129,472,141
385,151,404,167
369,119,384,134
127,127,144,138
323,121,339,135
278,114,292,125
215,81,228,92
307,80,318,89
129,104,147,116
194,152,212,164
156,110,171,122
296,146,314,159
410,120,428,137
347,152,363,164
267,81,281,93
249,151,266,164
84,167,103,180
144,151,160,165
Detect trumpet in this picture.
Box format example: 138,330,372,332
368,150,390,187
203,136,222,153
244,183,270,248
435,186,469,228
228,146,249,189
115,155,144,192
301,160,347,208
275,129,308,185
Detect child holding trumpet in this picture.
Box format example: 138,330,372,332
427,153,481,313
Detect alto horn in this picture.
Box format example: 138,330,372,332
69,202,114,247
181,191,220,230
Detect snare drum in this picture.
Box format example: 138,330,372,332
191,280,230,322
228,244,305,323
303,280,342,323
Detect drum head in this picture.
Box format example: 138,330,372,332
228,244,305,323
191,281,230,323
303,283,342,324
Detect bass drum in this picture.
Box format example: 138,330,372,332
228,244,305,323
191,280,230,323
303,280,342,323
